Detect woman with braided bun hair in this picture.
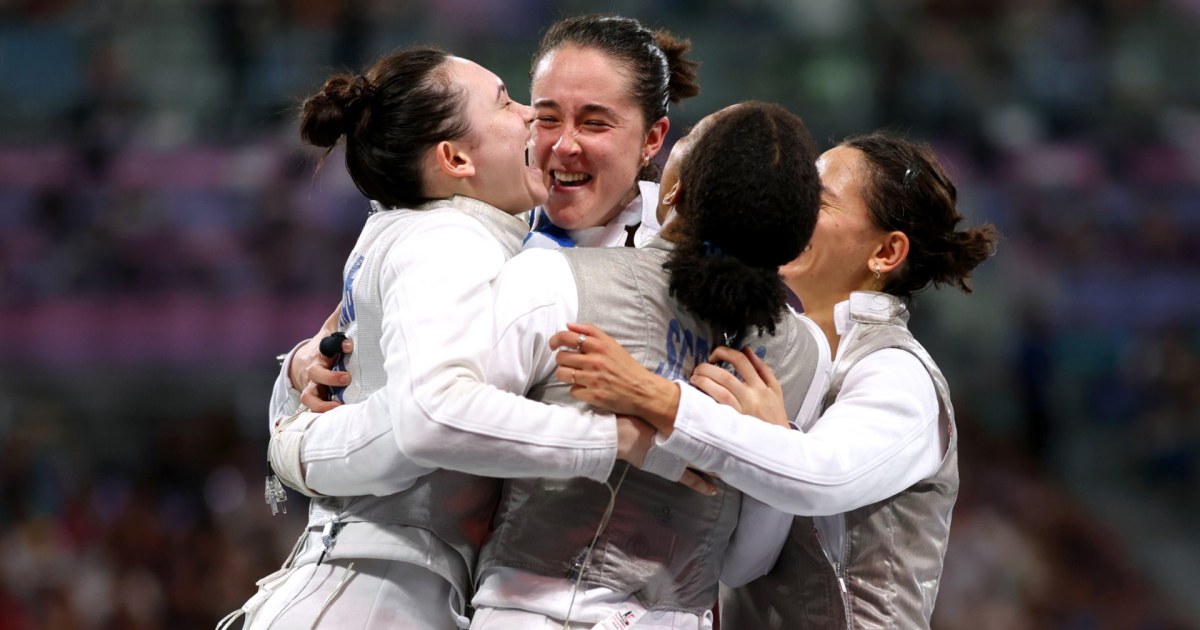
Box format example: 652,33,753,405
554,131,999,629
222,46,662,630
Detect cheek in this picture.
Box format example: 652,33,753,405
588,139,639,182
617,129,648,163
809,217,835,246
533,129,556,162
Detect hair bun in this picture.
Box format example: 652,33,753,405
654,30,700,104
300,74,374,149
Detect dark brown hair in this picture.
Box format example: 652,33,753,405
531,14,701,181
299,47,471,208
843,131,999,301
665,102,820,339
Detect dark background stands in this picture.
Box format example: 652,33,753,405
1,1,1198,628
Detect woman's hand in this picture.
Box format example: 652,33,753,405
690,346,790,428
290,306,355,412
549,323,680,433
616,415,717,496
615,414,654,467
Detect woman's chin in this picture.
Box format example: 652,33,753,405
546,198,616,231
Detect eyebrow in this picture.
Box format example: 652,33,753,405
533,99,622,120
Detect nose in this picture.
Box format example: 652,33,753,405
517,102,535,124
552,125,581,157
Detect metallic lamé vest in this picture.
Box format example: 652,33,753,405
304,196,527,608
478,239,819,614
721,292,959,629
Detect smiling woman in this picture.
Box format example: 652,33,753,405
298,50,544,215
471,100,823,630
220,47,557,630
437,57,548,215
231,37,713,629
551,131,1000,630
523,14,701,247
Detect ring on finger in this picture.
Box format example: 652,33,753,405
576,334,587,350
570,369,577,386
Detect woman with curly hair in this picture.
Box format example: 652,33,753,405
556,131,999,629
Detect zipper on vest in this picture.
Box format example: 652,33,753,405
838,535,853,625
834,562,848,593
837,525,852,595
812,524,847,592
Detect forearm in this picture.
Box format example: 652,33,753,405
376,226,616,482
396,370,618,482
632,375,682,435
298,402,432,496
658,381,941,516
295,322,620,490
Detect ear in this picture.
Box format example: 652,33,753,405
432,139,476,180
661,180,681,206
656,179,682,225
642,116,670,160
870,230,909,275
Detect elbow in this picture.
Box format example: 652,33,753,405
393,421,450,468
791,489,869,517
766,485,860,518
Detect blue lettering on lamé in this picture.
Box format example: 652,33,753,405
330,254,364,403
339,255,364,328
654,318,766,380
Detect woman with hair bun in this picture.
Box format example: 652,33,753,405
468,101,823,630
241,14,709,630
225,46,657,630
285,12,702,419
555,131,1000,629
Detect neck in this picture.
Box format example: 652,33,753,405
584,183,642,232
659,217,686,242
790,285,850,357
618,181,641,210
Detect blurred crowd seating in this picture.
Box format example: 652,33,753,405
0,405,1193,629
1,0,1198,627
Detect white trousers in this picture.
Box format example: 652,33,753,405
242,558,458,630
470,608,593,629
469,606,714,630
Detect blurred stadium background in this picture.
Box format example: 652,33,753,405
1,0,1199,628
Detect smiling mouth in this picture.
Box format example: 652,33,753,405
552,170,592,187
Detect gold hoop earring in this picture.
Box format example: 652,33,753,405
873,263,881,280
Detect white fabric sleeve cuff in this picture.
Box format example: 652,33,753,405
267,340,307,422
652,381,713,465
268,411,321,497
280,339,307,392
639,441,689,482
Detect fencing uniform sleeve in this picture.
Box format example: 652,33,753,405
719,494,791,587
657,349,942,516
299,217,618,497
267,340,306,431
